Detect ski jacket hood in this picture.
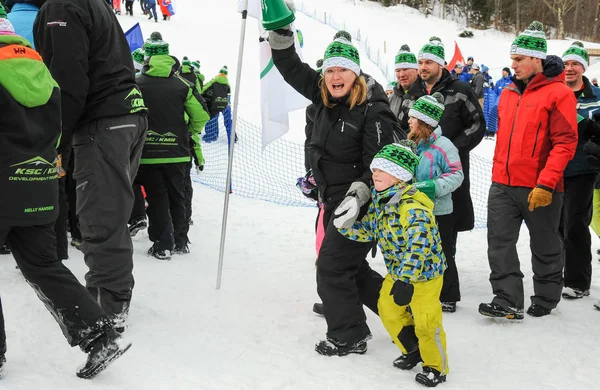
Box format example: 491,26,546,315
0,35,56,108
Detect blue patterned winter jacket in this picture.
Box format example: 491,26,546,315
339,183,446,284
415,127,464,216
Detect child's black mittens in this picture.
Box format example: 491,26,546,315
390,280,414,306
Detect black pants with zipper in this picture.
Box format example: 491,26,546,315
316,201,383,344
0,224,113,352
561,173,597,290
137,162,189,251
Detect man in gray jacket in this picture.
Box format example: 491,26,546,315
469,63,485,107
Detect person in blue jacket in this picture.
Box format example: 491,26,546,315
6,0,41,48
493,67,512,96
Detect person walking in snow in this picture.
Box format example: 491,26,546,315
409,93,464,313
399,37,485,311
268,13,396,355
339,141,449,387
136,32,210,260
559,42,600,301
34,0,149,331
201,66,232,143
146,0,157,22
479,21,578,320
0,18,130,379
469,63,485,107
124,0,134,16
389,44,419,133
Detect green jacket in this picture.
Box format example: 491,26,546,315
0,34,61,226
137,55,210,165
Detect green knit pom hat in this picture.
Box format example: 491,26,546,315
562,41,589,71
418,37,445,66
220,65,228,75
510,21,547,59
144,31,169,57
182,56,191,67
132,48,145,65
395,44,418,70
191,60,201,72
370,140,420,182
322,38,361,77
409,92,445,128
0,3,7,19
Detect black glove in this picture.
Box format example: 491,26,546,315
581,118,600,140
390,280,414,306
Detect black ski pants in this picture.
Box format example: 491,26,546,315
561,173,597,290
54,148,72,260
0,224,112,353
125,1,134,15
66,150,82,242
437,213,459,303
184,162,193,222
72,114,147,317
487,183,564,310
137,162,189,251
316,201,383,344
130,182,147,224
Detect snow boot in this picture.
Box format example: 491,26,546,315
415,366,446,387
129,218,147,237
0,354,5,379
478,302,524,320
526,304,551,317
441,302,456,313
312,302,324,316
77,329,131,379
172,244,189,255
315,334,372,357
148,245,171,261
0,245,10,255
562,287,590,300
393,348,423,370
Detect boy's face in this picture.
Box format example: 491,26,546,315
372,169,400,191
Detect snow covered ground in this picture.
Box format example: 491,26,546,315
2,0,600,389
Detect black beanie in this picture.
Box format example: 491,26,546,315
502,67,511,74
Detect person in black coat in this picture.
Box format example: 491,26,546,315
269,22,396,355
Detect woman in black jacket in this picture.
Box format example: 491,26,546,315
269,26,397,355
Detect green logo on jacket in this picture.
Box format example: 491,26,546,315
146,130,178,146
9,156,58,181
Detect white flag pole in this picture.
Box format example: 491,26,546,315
216,0,249,290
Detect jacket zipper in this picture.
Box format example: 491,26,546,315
341,121,345,133
531,122,541,157
505,94,522,186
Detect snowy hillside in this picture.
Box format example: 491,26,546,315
2,1,600,389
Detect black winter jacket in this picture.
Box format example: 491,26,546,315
272,45,396,208
404,68,486,231
34,0,147,155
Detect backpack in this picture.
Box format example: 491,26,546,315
202,82,229,117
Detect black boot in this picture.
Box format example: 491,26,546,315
478,302,523,320
314,334,371,357
393,348,423,370
0,245,10,255
441,302,456,313
77,329,131,379
312,302,324,316
415,366,446,387
129,218,147,237
526,304,551,317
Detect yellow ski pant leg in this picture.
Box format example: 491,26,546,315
378,274,415,354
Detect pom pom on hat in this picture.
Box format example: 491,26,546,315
333,30,352,43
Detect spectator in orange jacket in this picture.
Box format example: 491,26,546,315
479,21,578,320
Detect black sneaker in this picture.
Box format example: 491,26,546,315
393,348,423,370
148,245,171,261
312,302,324,316
0,354,5,379
562,287,590,300
77,329,131,379
315,334,372,357
478,302,524,320
0,245,10,255
172,244,189,255
415,366,446,387
526,304,551,317
129,218,147,237
441,302,456,313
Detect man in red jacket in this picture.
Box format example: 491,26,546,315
479,21,578,320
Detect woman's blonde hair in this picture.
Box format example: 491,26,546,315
408,118,434,144
319,75,368,110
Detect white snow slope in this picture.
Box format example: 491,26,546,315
1,1,600,389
